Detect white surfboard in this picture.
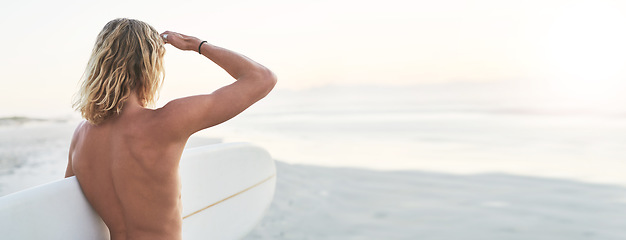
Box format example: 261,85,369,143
0,142,276,240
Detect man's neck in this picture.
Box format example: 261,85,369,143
120,92,145,115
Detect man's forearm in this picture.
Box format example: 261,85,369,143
197,42,273,82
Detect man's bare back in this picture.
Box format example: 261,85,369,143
67,97,186,240
66,20,276,240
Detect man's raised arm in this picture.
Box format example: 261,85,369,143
157,31,277,139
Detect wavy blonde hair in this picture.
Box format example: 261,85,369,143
73,18,165,125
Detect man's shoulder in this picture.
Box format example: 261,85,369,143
69,121,88,154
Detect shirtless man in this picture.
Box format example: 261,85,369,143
64,18,276,240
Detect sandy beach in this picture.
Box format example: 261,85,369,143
243,161,626,240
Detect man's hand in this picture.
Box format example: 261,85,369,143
161,31,202,52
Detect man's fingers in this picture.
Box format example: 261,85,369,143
160,31,174,44
159,31,196,51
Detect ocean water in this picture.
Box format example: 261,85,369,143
203,82,626,186
1,82,626,197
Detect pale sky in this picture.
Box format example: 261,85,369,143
1,0,626,117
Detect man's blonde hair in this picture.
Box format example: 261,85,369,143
73,18,165,125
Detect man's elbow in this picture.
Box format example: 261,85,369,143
244,67,277,99
264,67,277,85
258,67,277,93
